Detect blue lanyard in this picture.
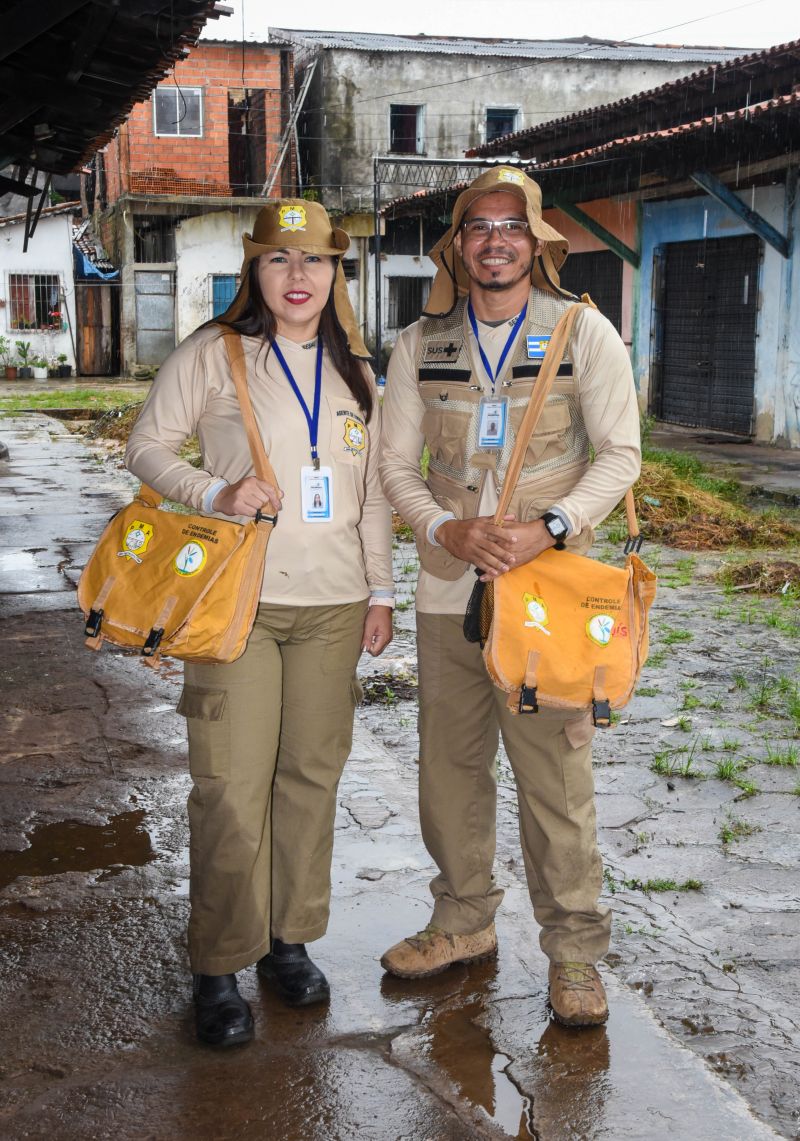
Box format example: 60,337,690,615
270,336,323,469
467,301,527,394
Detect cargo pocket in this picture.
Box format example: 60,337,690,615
421,407,471,469
510,399,571,465
177,686,230,779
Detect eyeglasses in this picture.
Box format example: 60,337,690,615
461,219,530,239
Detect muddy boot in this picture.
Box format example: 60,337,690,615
548,962,608,1027
380,922,497,979
257,939,330,1006
193,973,254,1048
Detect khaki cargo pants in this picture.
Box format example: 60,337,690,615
179,600,367,975
417,613,611,964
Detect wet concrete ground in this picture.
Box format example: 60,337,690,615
1,413,798,1139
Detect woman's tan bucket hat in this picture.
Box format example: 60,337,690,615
424,167,572,316
219,198,370,359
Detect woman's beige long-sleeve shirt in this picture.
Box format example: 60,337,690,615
125,326,393,607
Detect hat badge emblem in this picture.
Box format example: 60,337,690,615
278,204,307,232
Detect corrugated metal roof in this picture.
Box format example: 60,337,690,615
469,37,799,155
269,27,740,63
534,90,800,169
0,202,80,230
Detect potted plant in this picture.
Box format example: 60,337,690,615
47,356,60,379
0,335,17,380
57,352,72,378
32,357,48,380
15,340,33,378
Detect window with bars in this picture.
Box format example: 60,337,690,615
387,277,431,329
211,274,239,318
8,273,63,330
153,86,203,137
134,216,177,263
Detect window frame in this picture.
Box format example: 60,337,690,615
153,85,204,138
386,275,432,330
210,273,240,319
484,105,520,144
389,103,426,156
6,271,64,331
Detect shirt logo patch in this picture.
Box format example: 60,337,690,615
497,169,525,186
343,417,365,454
527,335,551,359
119,520,153,564
423,340,462,363
278,204,307,232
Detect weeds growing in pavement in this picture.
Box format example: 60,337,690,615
719,816,762,845
764,742,799,767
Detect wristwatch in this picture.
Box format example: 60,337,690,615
541,512,568,550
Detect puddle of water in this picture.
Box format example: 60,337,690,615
422,999,535,1139
0,810,155,891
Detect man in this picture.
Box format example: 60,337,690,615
378,167,640,1027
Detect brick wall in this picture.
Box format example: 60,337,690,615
103,42,292,201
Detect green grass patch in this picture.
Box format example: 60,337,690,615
0,388,147,412
719,816,762,845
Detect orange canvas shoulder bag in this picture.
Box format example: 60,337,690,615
464,305,657,726
77,331,277,666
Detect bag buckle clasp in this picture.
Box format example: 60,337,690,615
85,608,103,638
592,698,612,728
518,684,539,714
142,627,164,657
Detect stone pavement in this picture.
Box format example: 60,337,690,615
0,413,788,1140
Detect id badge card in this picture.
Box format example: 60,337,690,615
477,396,509,449
301,465,333,522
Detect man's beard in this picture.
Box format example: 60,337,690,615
470,255,534,292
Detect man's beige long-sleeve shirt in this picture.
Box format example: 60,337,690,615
126,326,393,607
380,304,641,613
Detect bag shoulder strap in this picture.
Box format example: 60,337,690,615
221,329,278,486
492,304,640,539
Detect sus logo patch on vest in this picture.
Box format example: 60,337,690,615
119,520,153,564
174,541,207,577
278,204,307,232
423,339,462,363
343,417,365,454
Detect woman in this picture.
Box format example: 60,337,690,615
125,199,394,1048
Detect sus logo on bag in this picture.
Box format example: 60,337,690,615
586,614,615,646
174,541,207,577
522,593,551,636
119,520,154,564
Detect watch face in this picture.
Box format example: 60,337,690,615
544,514,567,538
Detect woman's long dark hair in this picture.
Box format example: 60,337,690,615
213,258,374,422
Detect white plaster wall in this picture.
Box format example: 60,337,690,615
317,50,729,214
367,252,435,347
0,214,77,366
175,208,261,341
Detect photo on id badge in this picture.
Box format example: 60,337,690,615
301,465,333,522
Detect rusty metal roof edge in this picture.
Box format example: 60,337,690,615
467,37,800,157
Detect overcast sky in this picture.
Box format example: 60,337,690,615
204,0,797,51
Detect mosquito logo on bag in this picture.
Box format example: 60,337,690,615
174,541,207,577
522,593,551,636
118,520,154,564
586,614,615,646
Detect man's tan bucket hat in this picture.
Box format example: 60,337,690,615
218,198,370,359
425,167,572,317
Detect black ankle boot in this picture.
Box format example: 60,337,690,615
193,972,254,1047
256,939,330,1007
